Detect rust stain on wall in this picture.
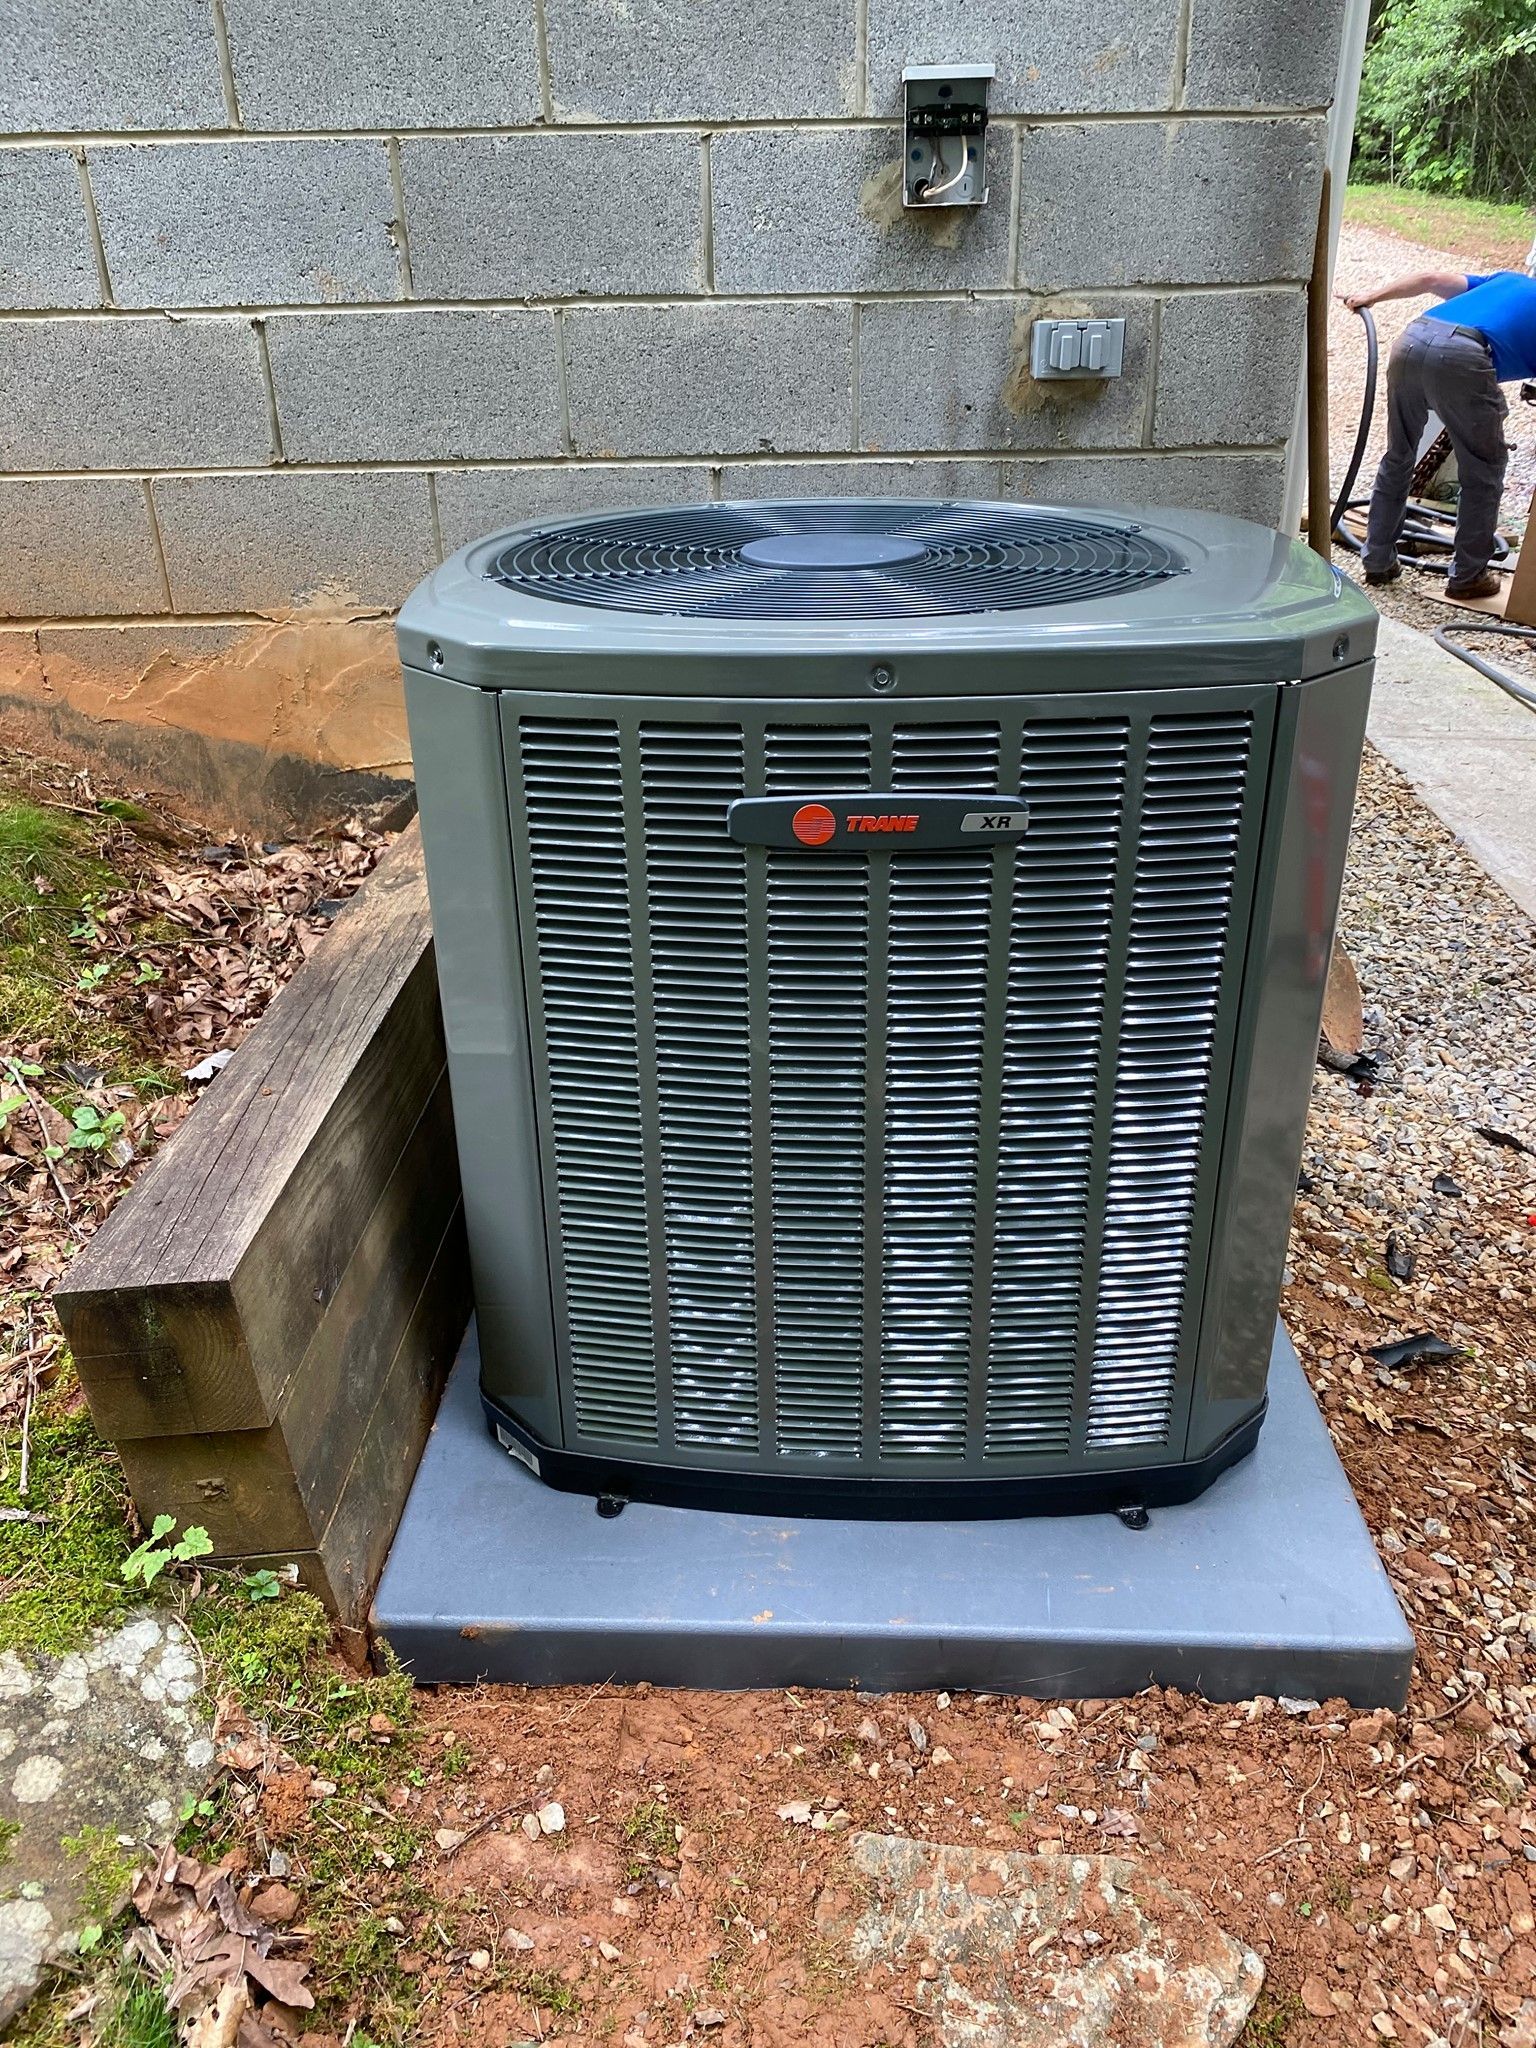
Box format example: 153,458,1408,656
0,593,413,833
859,159,965,250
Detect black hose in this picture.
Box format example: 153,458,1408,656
1432,620,1536,713
1331,304,1378,537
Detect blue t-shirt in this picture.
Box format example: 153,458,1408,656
1422,270,1536,381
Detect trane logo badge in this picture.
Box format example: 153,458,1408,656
729,793,1029,851
791,803,837,846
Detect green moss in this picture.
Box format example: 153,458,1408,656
0,1395,139,1659
0,1815,19,1868
62,1823,138,1919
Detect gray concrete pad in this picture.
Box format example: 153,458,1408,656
373,1324,1414,1707
1367,611,1536,920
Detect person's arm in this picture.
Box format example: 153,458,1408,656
1337,268,1471,312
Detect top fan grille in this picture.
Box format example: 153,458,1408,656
484,502,1187,620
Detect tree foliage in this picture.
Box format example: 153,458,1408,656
1355,0,1536,204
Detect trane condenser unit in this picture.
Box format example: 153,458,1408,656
398,500,1375,1518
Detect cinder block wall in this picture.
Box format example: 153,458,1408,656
0,0,1342,828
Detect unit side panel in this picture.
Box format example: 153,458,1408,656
494,686,1277,1480
1189,661,1373,1457
402,668,562,1443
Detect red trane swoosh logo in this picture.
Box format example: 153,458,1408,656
791,804,837,846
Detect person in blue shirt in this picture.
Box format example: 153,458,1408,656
1340,267,1536,598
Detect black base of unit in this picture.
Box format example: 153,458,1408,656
478,1389,1268,1522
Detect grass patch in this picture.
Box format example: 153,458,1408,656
621,1797,678,1883
95,1981,178,2048
1344,181,1535,270
1242,1989,1302,2045
0,1814,19,1868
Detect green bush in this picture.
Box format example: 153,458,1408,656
1355,0,1536,206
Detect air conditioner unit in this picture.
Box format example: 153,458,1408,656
398,500,1375,1519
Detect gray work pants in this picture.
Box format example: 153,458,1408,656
1363,314,1509,585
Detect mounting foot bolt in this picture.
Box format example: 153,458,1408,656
596,1494,628,1519
1116,1503,1150,1531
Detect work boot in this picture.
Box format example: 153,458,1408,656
1363,558,1401,586
1445,569,1502,599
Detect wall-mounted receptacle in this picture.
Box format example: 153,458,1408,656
902,64,995,209
1030,317,1127,379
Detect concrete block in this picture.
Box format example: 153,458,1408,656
710,128,1011,296
998,451,1288,525
866,0,1179,115
89,141,401,309
1184,0,1346,110
1154,291,1306,448
1017,119,1325,289
0,316,270,471
435,465,713,553
153,471,437,612
222,0,541,129
264,310,564,464
0,149,98,309
402,134,703,301
1,0,224,133
545,0,856,120
718,458,1003,501
0,480,164,618
859,296,1151,454
565,302,852,459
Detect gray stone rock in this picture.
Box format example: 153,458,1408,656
1016,119,1326,289
264,308,565,464
709,128,1012,296
0,314,269,472
564,301,852,459
545,0,857,121
89,139,402,309
0,0,225,133
0,1613,213,2028
0,478,165,619
1153,290,1307,449
865,0,1180,116
825,1833,1263,2047
221,0,542,129
152,469,437,610
0,150,98,310
402,133,705,301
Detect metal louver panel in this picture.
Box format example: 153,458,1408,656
764,726,872,1459
518,719,657,1443
879,725,1001,1459
1087,710,1255,1449
986,718,1130,1456
640,725,758,1449
508,690,1269,1478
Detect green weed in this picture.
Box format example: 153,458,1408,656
1241,1989,1302,2046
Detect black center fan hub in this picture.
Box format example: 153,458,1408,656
484,501,1187,621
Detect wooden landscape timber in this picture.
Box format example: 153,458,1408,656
55,820,470,1623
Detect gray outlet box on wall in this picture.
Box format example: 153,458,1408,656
1031,317,1127,379
902,63,995,208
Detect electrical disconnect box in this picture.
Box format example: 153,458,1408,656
902,64,994,208
1031,318,1127,379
